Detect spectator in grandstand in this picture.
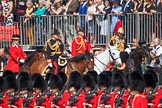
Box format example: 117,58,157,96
73,0,88,15
95,0,105,14
150,38,162,67
62,0,79,15
32,0,47,16
86,0,96,45
119,0,134,15
156,0,162,12
32,0,39,11
15,0,27,22
24,0,34,46
51,0,64,15
44,1,52,15
62,0,80,44
110,0,122,33
143,0,156,14
0,1,4,22
24,0,33,22
134,0,144,13
3,0,14,26
100,0,112,39
73,0,88,29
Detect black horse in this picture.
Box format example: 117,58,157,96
125,43,152,74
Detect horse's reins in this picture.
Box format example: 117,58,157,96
68,62,82,73
108,50,120,63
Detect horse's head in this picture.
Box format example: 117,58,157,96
109,46,122,67
85,53,94,70
34,50,46,61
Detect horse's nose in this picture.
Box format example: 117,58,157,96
117,63,122,67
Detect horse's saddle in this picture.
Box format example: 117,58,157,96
58,55,68,67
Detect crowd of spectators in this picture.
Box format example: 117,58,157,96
0,0,161,24
0,0,162,45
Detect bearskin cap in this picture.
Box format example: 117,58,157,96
83,74,95,90
68,71,83,91
86,70,98,84
45,72,54,83
17,73,33,91
111,71,125,88
16,71,29,80
5,75,17,90
48,74,63,90
33,74,47,91
98,71,111,88
57,72,67,85
145,69,158,83
3,70,15,78
31,73,41,81
0,76,6,91
128,70,145,93
144,72,156,88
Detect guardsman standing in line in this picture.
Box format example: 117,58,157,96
5,34,26,73
71,28,93,57
66,71,85,108
45,29,64,75
83,73,98,108
144,70,160,108
127,70,148,108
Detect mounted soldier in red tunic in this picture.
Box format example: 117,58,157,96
5,34,26,73
71,28,93,57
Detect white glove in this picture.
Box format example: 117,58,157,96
48,63,53,67
19,59,25,63
125,48,131,54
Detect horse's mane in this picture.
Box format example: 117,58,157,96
25,51,37,62
25,49,46,62
69,53,93,62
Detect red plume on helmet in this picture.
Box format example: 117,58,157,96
113,20,122,33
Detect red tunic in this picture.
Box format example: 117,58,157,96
97,92,111,108
0,90,9,108
108,90,129,108
71,36,92,57
131,94,148,108
5,45,26,73
66,90,85,108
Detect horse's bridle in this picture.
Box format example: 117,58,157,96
94,49,121,72
108,49,121,63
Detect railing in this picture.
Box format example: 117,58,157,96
0,13,161,49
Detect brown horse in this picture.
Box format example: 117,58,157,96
64,53,94,79
20,49,47,74
22,51,94,77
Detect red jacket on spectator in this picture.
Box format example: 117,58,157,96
5,44,26,73
71,36,92,57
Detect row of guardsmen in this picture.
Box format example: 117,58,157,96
0,69,162,108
